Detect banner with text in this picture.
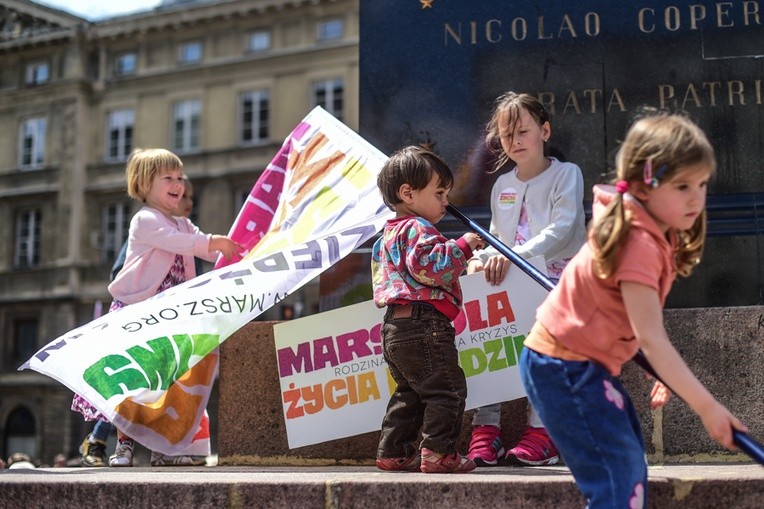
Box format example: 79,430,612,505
275,261,548,449
21,107,392,455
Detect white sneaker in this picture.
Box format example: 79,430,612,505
108,439,134,467
150,451,206,466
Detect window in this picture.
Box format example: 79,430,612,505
317,18,343,42
19,117,46,169
114,52,137,76
25,61,49,85
240,90,270,144
14,209,41,269
13,319,38,364
312,79,344,122
106,109,134,161
5,406,37,462
247,30,271,52
102,202,131,263
173,100,201,152
179,41,203,64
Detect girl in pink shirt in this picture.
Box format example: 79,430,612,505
520,113,747,508
72,148,241,467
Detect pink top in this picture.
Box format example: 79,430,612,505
529,185,678,375
108,206,218,305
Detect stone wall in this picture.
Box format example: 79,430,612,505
218,306,763,465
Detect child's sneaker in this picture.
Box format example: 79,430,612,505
150,452,207,467
505,426,559,466
79,435,107,467
108,438,135,467
420,448,476,473
375,453,421,472
467,425,505,466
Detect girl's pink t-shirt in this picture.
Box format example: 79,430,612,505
530,185,678,375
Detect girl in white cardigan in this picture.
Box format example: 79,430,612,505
467,92,586,467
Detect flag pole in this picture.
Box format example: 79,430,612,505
446,204,764,465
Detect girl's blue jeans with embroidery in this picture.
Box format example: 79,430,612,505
520,347,648,509
377,302,467,458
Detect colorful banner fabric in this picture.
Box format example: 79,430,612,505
274,261,549,449
21,107,392,455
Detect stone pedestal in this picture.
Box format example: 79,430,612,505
219,306,763,465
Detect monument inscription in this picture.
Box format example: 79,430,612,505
359,0,763,308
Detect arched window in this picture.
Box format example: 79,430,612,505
5,406,36,462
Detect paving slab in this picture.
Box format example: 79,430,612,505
1,463,761,508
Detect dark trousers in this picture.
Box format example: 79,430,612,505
377,303,467,458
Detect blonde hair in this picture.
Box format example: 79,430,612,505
592,112,716,278
125,148,183,202
484,91,550,173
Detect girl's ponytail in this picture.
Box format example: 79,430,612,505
591,193,630,278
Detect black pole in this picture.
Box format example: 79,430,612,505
447,205,555,291
446,203,764,465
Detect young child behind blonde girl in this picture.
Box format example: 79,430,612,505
467,91,587,467
71,148,241,467
373,146,484,473
520,112,747,507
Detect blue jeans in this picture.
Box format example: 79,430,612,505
92,419,114,443
377,303,467,458
520,348,647,509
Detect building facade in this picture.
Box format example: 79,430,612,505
0,0,358,465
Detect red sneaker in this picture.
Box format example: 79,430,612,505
376,453,421,472
467,425,505,466
505,426,559,466
420,448,476,473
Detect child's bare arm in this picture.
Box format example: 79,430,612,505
209,235,243,261
621,281,748,448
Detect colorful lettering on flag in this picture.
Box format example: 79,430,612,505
21,107,393,455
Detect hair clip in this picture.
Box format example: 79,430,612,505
615,180,629,194
643,161,668,188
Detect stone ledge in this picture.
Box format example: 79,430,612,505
1,464,762,509
218,306,763,464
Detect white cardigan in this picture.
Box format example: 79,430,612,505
108,206,217,305
472,157,587,267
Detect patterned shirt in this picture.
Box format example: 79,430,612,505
514,199,571,280
371,215,474,321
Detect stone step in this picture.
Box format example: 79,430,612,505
1,463,762,508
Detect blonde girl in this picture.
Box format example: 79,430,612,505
73,148,241,468
519,112,747,508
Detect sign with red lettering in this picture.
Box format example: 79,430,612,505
275,259,548,448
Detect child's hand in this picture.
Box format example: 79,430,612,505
463,232,485,251
649,380,671,409
210,235,244,261
698,399,748,450
483,255,510,286
467,259,484,275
